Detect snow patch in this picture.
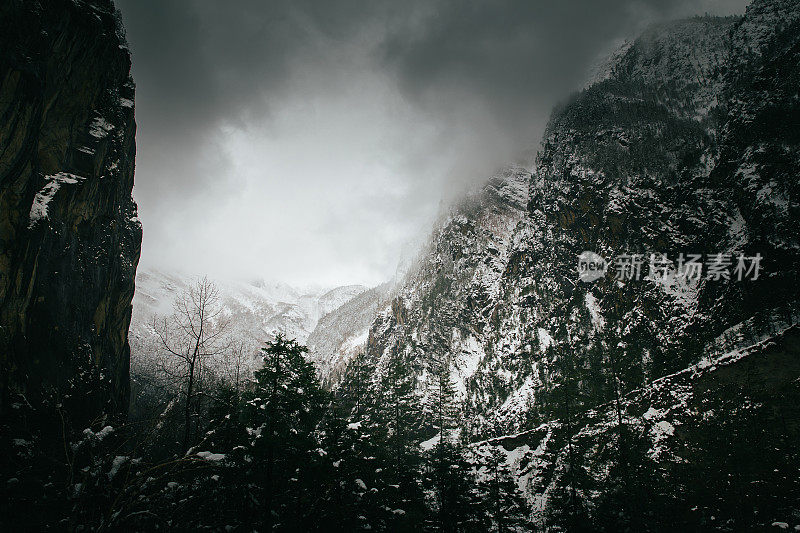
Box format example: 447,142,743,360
28,173,85,228
537,328,553,351
420,434,440,451
653,420,675,438
585,293,605,330
196,451,226,462
89,116,114,139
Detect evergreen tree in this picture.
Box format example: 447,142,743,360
373,344,426,529
420,346,483,531
424,350,461,448
241,335,329,530
475,448,532,532
337,348,376,419
541,339,591,530
423,441,482,532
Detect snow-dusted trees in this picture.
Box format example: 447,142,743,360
474,448,531,532
241,335,328,529
374,345,426,527
153,276,229,450
337,348,375,419
425,350,461,448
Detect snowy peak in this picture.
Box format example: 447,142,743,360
130,269,367,347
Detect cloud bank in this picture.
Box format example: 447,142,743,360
118,0,748,286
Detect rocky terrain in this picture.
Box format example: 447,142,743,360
0,0,140,417
335,0,799,431
327,0,800,526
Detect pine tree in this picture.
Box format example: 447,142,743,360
420,345,483,531
241,335,329,530
541,338,591,530
424,350,461,449
337,348,376,420
475,447,532,532
423,440,482,532
373,344,426,529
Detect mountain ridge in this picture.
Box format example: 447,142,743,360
326,3,800,526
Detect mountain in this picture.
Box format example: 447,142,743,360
347,6,799,434
3,0,798,529
307,282,392,386
331,0,800,527
0,0,140,417
129,268,366,366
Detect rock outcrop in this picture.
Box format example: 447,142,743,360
0,0,141,416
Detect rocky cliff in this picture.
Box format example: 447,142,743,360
329,0,800,525
0,0,140,417
338,1,800,435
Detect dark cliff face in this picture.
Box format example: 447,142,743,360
0,0,141,415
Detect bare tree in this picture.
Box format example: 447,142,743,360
153,277,229,451
222,337,252,394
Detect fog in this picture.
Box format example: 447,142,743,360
118,0,748,287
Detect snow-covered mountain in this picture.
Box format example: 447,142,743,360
128,2,800,526
129,268,366,360
328,1,800,527
306,282,392,386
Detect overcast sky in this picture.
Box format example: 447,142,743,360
117,0,748,288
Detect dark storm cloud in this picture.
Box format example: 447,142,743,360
118,0,409,221
381,0,748,147
119,0,398,131
119,0,747,154
116,0,748,285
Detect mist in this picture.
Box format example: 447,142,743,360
117,0,749,287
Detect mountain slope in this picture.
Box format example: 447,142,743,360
332,1,800,526
470,324,800,530
347,5,800,437
128,269,367,379
307,282,392,386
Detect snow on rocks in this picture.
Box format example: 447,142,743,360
584,292,605,331
89,115,114,139
28,173,85,228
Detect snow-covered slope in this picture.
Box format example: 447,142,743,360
129,268,366,364
336,0,800,445
346,166,531,415
468,323,800,530
307,283,392,386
